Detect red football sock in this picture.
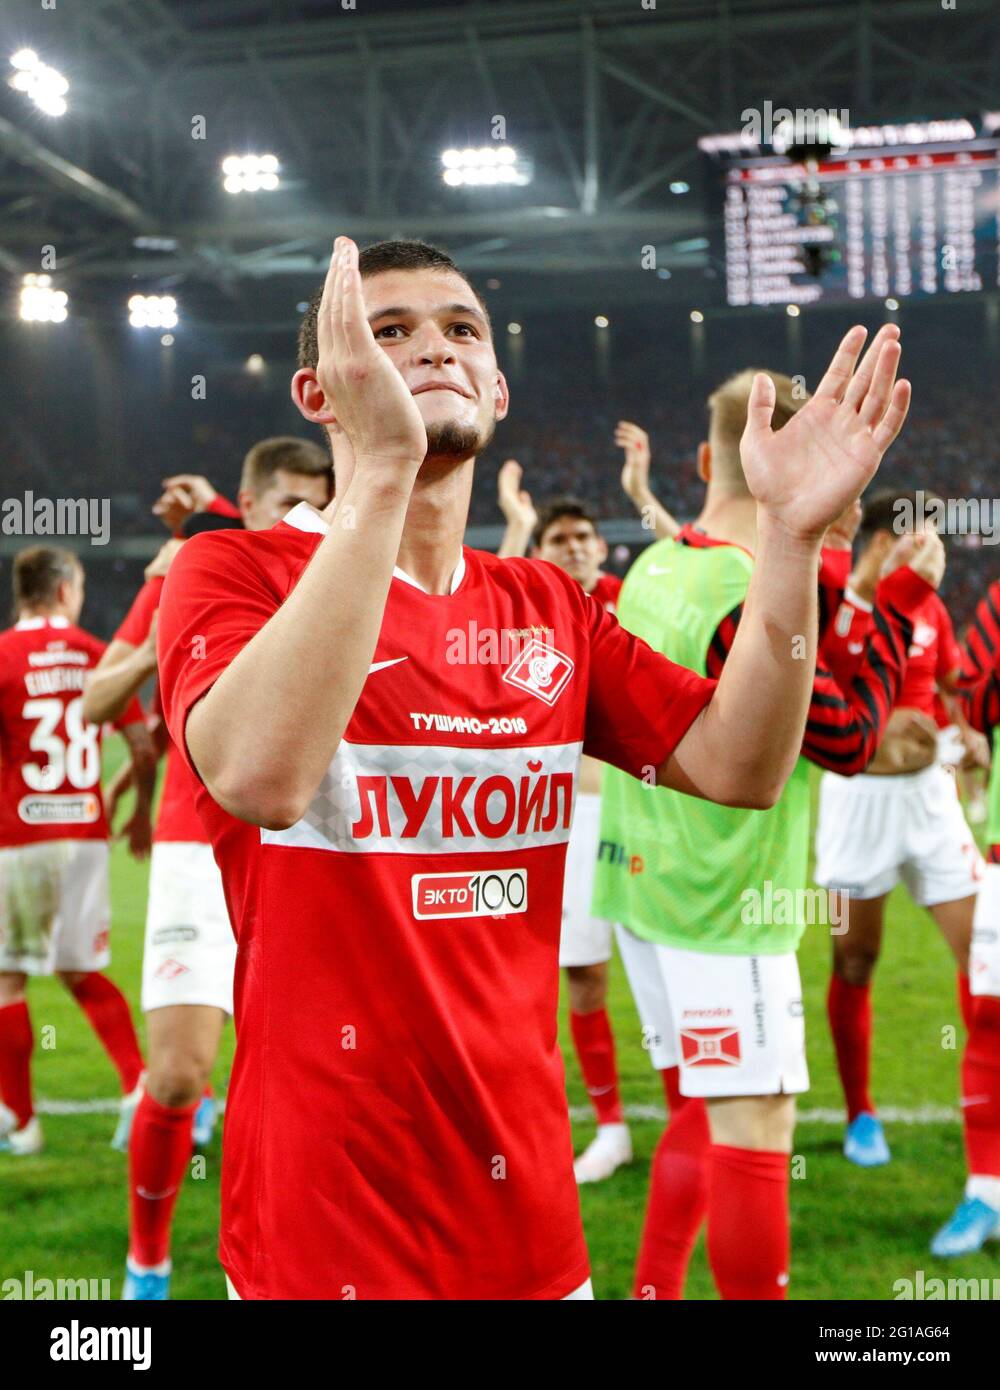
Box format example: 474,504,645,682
827,974,875,1122
633,1096,710,1299
962,990,1000,1179
707,1145,790,1300
70,973,144,1095
569,1008,624,1125
0,999,34,1128
661,1064,688,1115
128,1091,198,1267
957,972,975,1033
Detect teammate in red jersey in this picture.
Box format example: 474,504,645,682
930,577,1000,1254
156,236,908,1300
815,489,985,1172
497,480,636,1182
83,437,332,1299
0,547,154,1156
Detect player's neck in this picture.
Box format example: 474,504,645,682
694,491,757,553
17,605,66,624
395,455,474,595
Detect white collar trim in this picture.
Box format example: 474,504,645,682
282,501,466,596
16,615,70,630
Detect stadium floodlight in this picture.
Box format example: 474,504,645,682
129,294,178,329
690,309,704,324
507,322,522,336
222,154,280,193
885,298,899,312
9,50,68,116
19,274,68,322
440,146,530,188
669,181,690,194
245,353,266,374
786,303,801,317
594,315,610,328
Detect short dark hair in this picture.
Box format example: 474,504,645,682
241,436,334,496
297,239,490,371
13,545,79,608
532,497,601,549
858,487,942,546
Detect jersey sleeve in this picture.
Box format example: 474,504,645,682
934,599,962,684
818,546,852,640
580,591,716,778
206,493,242,520
114,578,164,647
156,533,280,774
819,586,874,689
960,581,1000,686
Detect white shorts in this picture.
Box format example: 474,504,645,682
971,864,1000,998
814,764,984,906
141,841,236,1015
559,793,613,968
0,840,110,975
614,924,809,1098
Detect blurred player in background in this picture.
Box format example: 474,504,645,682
934,577,1000,1254
594,350,936,1300
497,471,648,1181
814,490,986,1184
0,547,154,1156
83,436,332,1299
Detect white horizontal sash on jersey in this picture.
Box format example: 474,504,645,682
260,739,583,855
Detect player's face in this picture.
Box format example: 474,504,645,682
242,468,333,531
535,518,607,590
362,267,509,460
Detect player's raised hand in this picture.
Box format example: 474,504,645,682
497,460,537,530
615,421,651,499
740,324,910,543
882,529,946,589
316,237,427,473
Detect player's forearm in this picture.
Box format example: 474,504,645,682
83,647,156,725
496,518,533,559
185,475,415,829
627,484,679,541
665,516,819,808
121,725,157,808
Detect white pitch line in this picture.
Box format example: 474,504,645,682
36,1097,959,1124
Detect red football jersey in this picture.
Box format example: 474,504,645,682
589,572,623,614
158,503,715,1301
0,617,140,847
897,590,962,719
114,578,209,844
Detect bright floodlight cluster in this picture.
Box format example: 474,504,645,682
9,50,68,117
222,154,280,193
441,146,530,187
129,295,178,329
20,275,68,322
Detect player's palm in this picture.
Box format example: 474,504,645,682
316,238,427,470
741,324,910,542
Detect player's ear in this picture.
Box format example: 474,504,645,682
696,440,711,482
236,489,255,526
291,368,340,428
493,371,510,423
596,535,609,564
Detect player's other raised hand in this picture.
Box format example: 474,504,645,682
740,323,910,543
315,237,427,476
615,420,652,502
497,460,537,532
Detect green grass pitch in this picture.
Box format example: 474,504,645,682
2,744,997,1300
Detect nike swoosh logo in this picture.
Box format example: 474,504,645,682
368,657,409,675
137,1186,179,1201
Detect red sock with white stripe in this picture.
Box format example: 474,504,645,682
128,1091,197,1268
0,999,34,1129
827,975,875,1121
960,978,1000,1207
569,1008,623,1125
707,1145,790,1300
70,973,144,1095
633,1095,710,1299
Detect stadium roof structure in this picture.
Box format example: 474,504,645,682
1,0,998,325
